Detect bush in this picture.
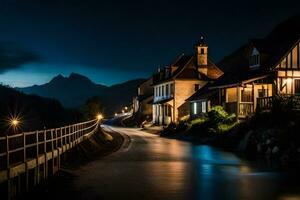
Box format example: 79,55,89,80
207,106,236,127
190,117,207,126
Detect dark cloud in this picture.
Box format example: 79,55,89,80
0,43,40,73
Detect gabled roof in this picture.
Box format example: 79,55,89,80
187,82,217,101
212,15,300,88
152,54,223,85
187,15,300,101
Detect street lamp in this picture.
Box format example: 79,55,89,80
97,114,103,121
9,117,21,133
11,119,19,127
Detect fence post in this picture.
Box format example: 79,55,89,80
44,130,46,153
60,128,63,147
69,125,71,144
6,135,9,169
35,131,39,185
51,130,54,175
23,133,26,162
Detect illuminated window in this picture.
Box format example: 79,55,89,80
241,88,252,102
202,101,206,113
193,102,197,114
292,45,298,68
287,53,291,68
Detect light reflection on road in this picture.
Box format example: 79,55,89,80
60,125,300,200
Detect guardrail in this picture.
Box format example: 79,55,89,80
0,118,100,199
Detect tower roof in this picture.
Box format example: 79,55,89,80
196,36,208,47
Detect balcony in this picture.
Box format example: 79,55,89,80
257,94,300,110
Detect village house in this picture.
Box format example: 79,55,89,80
152,38,223,125
132,77,153,118
188,17,300,119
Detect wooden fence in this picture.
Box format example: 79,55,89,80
0,118,100,199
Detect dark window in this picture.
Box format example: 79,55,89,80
200,48,204,54
195,84,200,91
295,79,300,94
170,83,174,95
258,89,267,98
166,84,169,96
159,86,161,96
250,54,260,67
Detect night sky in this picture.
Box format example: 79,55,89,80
0,0,299,87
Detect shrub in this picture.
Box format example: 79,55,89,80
207,106,236,127
179,115,190,122
190,117,207,126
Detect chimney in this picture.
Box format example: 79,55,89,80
196,36,208,75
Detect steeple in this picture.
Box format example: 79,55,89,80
196,36,208,75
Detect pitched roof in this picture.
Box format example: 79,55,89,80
213,15,300,87
188,15,300,101
187,82,218,101
152,54,223,85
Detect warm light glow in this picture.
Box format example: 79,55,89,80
124,106,128,110
286,78,293,85
11,119,19,126
97,114,103,120
115,113,118,116
122,110,125,114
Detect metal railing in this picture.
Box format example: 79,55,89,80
0,119,99,170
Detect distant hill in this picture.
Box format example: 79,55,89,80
0,85,81,135
17,73,145,115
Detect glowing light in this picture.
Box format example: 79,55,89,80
124,106,128,110
122,110,125,114
115,113,118,116
11,119,19,126
286,78,293,85
97,114,103,120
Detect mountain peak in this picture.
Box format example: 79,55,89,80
50,74,65,83
68,72,93,83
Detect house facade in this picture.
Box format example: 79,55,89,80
132,77,153,118
152,39,223,125
188,20,300,119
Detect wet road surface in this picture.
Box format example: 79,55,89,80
53,125,300,200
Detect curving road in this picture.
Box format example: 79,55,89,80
46,123,300,200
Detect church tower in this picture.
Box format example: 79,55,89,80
196,36,208,75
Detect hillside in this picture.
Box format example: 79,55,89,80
0,85,82,135
17,73,145,115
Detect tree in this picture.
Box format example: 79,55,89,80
84,96,103,120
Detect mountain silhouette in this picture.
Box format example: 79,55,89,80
0,84,81,135
17,73,145,115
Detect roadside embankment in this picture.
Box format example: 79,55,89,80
19,126,124,200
